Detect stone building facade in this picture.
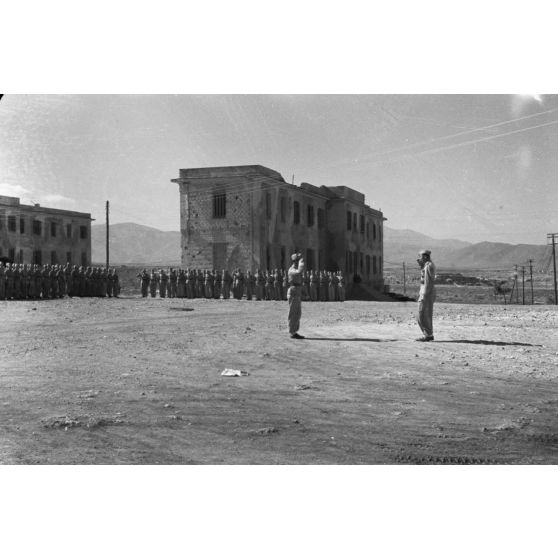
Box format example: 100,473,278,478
0,195,93,266
171,165,385,292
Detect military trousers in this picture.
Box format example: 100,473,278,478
417,295,435,338
287,286,302,335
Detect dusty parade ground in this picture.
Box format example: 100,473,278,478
1,295,557,464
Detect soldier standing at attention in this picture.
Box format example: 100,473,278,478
416,249,436,342
159,268,168,298
337,271,345,302
0,262,6,300
245,270,254,300
149,269,159,297
214,270,222,299
138,269,150,297
177,269,186,298
255,269,265,300
169,268,177,298
222,269,231,300
287,253,305,339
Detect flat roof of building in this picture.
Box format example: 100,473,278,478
0,195,93,219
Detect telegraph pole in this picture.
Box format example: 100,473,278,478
106,200,110,270
528,259,534,305
521,265,525,305
514,265,519,304
403,262,406,295
548,233,558,305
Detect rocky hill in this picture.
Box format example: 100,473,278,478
92,223,180,265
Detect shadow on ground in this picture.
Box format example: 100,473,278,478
436,340,541,347
305,337,397,342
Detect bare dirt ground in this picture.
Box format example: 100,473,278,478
1,296,557,464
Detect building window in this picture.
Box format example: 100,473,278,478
307,205,314,227
293,201,300,224
353,213,357,231
366,255,370,276
360,252,363,272
213,193,226,219
306,248,315,270
280,197,286,223
33,250,42,265
280,246,286,269
317,208,324,229
8,248,15,261
366,222,369,240
51,251,58,265
346,251,350,272
353,252,358,273
20,218,25,234
8,215,16,232
360,215,365,234
319,249,324,269
66,252,72,264
373,255,377,275
373,223,377,241
33,220,42,236
379,256,382,274
51,222,57,237
379,226,382,243
80,226,87,239
66,224,72,238
266,192,272,219
266,245,271,269
81,252,87,267
346,211,352,231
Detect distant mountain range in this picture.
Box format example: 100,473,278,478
92,223,180,265
92,223,551,270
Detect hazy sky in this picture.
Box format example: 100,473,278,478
1,94,556,244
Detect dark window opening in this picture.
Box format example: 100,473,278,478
8,215,16,232
80,226,87,239
353,213,357,231
307,205,314,227
66,252,72,265
33,250,42,265
346,211,352,231
50,222,57,237
293,201,300,224
33,220,42,236
81,252,87,266
20,218,25,234
51,251,58,265
213,193,226,219
360,215,364,234
280,197,286,223
66,224,72,238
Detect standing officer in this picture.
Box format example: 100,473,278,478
416,249,436,342
287,253,305,339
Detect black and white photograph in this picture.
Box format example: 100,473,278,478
1,2,556,557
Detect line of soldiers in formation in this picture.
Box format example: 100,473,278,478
137,268,346,301
0,262,121,300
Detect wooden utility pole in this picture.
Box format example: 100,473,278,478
521,265,525,305
528,259,534,305
106,200,110,269
514,265,519,303
548,233,558,305
403,262,406,295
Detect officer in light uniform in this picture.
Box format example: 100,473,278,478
416,249,436,342
287,253,305,339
